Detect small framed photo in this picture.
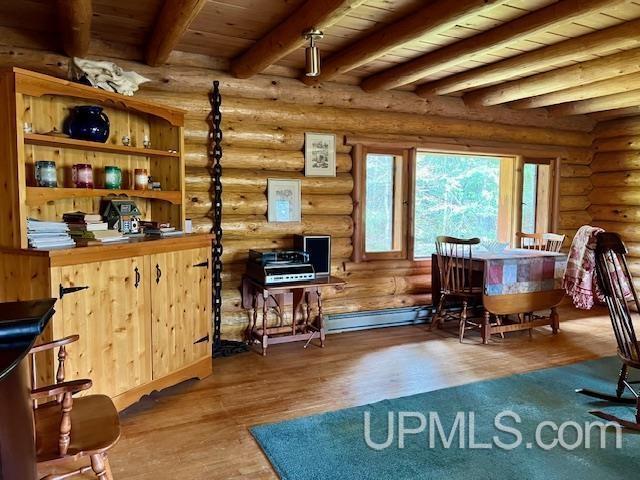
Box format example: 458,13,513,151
267,179,302,223
305,132,336,177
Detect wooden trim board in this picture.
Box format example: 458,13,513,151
111,356,212,411
0,234,213,267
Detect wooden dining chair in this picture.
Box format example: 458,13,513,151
516,232,565,252
543,233,565,253
29,335,121,479
516,232,545,250
577,232,640,430
515,232,565,335
433,236,488,342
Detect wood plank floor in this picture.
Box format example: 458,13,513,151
75,306,618,479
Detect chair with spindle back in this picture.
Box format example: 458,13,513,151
516,232,545,250
29,335,121,479
516,232,565,252
433,236,487,342
577,232,640,430
516,232,565,335
543,233,565,253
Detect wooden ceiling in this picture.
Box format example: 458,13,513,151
2,0,640,118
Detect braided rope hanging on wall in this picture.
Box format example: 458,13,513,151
208,80,248,357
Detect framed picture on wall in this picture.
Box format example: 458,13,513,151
267,178,302,223
305,132,336,177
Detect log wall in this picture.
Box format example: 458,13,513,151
591,116,640,285
134,88,593,340
0,42,594,339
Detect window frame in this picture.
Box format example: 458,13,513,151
519,157,557,235
351,143,560,263
353,146,410,262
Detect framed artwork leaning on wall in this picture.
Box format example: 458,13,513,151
267,178,302,222
305,132,336,177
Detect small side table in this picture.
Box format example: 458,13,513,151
241,276,346,355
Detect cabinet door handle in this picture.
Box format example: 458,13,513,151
155,264,162,284
134,267,140,289
193,260,209,268
194,334,210,345
59,284,89,299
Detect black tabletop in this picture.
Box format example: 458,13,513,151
0,298,56,381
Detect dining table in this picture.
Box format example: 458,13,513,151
431,248,568,344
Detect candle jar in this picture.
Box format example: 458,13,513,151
72,163,94,188
34,161,57,187
134,168,149,190
104,165,122,189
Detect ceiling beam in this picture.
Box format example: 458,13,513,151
303,0,507,85
417,17,640,97
548,89,640,117
509,72,640,109
360,0,624,92
230,0,366,79
590,106,640,121
146,0,207,67
56,0,92,58
464,47,640,107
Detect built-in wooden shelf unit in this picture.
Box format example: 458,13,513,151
24,133,181,158
0,68,212,410
0,67,187,250
25,187,183,206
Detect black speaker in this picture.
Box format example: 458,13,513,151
294,235,331,276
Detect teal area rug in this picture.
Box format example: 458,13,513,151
251,357,640,480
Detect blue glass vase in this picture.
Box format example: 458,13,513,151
64,106,110,143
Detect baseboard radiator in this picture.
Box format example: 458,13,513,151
326,305,434,333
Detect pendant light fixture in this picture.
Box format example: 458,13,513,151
303,29,324,77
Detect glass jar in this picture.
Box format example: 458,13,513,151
72,163,94,188
34,160,57,187
134,168,148,190
104,165,122,189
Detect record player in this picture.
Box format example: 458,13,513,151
247,249,315,285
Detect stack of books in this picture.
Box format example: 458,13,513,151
144,227,184,238
141,221,184,238
63,211,127,245
27,218,75,249
71,229,127,246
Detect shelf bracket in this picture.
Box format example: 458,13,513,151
59,284,89,299
194,334,210,345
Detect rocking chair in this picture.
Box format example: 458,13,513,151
576,232,640,430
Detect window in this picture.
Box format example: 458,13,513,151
521,158,553,235
413,152,504,257
356,148,408,260
521,163,538,234
352,146,557,262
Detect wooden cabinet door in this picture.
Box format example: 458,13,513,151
150,247,211,379
52,256,151,397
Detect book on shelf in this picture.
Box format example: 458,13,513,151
27,218,74,250
139,220,171,230
28,238,76,249
145,229,184,238
70,230,124,240
62,211,103,223
67,221,108,232
27,218,69,232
